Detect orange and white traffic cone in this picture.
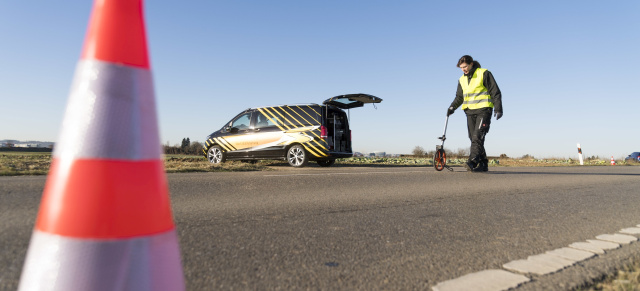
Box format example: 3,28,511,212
18,0,185,290
611,156,616,165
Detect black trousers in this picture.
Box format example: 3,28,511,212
465,108,492,164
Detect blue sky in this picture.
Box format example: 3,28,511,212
1,1,638,158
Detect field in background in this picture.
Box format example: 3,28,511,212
2,152,638,176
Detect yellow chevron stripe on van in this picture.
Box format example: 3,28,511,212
260,107,289,131
302,144,320,157
257,107,284,131
311,138,328,150
222,137,237,150
281,106,327,148
291,105,315,125
212,138,228,151
302,143,324,157
271,107,298,129
302,105,320,118
215,137,234,151
278,106,305,128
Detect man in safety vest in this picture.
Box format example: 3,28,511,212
447,55,503,172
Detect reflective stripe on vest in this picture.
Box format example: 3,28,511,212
459,67,494,110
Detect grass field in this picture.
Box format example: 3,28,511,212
2,152,638,176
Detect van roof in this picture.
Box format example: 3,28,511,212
250,103,321,110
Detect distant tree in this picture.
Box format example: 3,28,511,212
186,141,203,155
412,146,426,156
181,138,190,150
455,148,469,158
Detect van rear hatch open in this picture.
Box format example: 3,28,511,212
322,93,382,109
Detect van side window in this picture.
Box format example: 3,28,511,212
231,113,251,130
255,111,275,128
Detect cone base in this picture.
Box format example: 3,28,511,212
19,230,184,291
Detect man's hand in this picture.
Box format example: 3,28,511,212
494,111,503,120
447,107,455,116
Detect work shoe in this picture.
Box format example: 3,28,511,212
464,160,477,172
474,162,488,172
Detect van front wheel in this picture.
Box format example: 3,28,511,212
317,159,335,167
287,145,308,167
207,145,226,164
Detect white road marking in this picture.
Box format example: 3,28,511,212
595,234,638,245
432,269,529,291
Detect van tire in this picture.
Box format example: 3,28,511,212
207,145,226,164
317,159,335,167
287,145,308,167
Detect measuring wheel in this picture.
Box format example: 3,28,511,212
433,148,446,171
434,115,453,172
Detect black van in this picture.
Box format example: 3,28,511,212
202,94,382,167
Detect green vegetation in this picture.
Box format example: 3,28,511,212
580,260,640,291
0,152,51,176
0,153,272,176
163,155,271,173
3,152,638,176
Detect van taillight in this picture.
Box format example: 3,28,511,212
321,125,327,139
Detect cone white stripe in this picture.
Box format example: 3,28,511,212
19,230,184,291
53,60,161,161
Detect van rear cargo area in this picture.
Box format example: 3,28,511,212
325,107,351,153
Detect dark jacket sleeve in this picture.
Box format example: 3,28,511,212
484,70,503,113
449,82,464,110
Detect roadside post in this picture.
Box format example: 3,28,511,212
577,143,584,165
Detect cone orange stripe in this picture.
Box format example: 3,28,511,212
81,0,149,68
36,158,174,238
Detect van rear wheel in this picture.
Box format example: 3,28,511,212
317,159,335,167
287,145,308,167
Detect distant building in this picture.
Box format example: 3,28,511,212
15,143,41,148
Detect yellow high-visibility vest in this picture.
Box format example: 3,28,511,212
459,68,494,110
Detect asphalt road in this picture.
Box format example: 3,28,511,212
1,165,640,290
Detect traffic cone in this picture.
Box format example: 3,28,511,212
611,156,616,165
18,0,185,290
